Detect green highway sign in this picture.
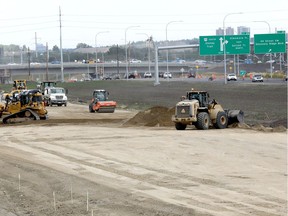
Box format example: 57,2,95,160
254,33,286,54
199,36,223,55
199,35,250,56
225,35,250,54
277,31,285,34
240,70,246,76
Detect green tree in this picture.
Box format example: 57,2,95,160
52,45,60,52
106,45,125,61
76,43,92,48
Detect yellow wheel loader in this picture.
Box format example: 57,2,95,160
172,89,244,130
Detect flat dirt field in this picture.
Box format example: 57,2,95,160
0,80,287,216
0,102,287,216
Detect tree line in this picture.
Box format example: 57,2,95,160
0,38,235,64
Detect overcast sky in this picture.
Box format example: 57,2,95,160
0,0,287,49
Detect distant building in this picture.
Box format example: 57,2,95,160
237,26,250,35
216,28,224,35
216,27,234,35
226,27,234,35
36,43,47,53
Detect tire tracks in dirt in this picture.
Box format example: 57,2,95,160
1,129,285,216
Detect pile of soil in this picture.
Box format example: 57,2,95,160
124,106,287,132
124,106,175,127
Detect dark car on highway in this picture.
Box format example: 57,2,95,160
124,73,136,79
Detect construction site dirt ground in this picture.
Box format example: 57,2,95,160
0,103,287,216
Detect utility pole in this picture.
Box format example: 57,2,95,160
59,7,64,82
116,44,119,75
35,32,38,59
45,42,49,81
28,47,31,80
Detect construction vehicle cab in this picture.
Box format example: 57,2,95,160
94,90,106,101
13,80,27,90
172,89,244,130
187,90,209,108
38,81,57,94
89,89,116,113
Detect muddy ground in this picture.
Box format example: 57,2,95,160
0,80,287,216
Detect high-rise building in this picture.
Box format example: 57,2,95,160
216,28,224,35
226,27,234,35
237,26,250,35
216,27,234,35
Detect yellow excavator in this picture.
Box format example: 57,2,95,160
0,89,48,124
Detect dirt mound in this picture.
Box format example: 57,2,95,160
124,106,175,127
125,107,287,132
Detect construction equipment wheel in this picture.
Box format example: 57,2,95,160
89,104,95,113
24,110,32,117
175,123,187,130
214,111,228,129
195,112,210,130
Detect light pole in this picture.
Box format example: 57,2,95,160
166,20,182,73
254,21,273,78
137,33,152,75
95,31,109,80
223,12,242,84
125,25,140,80
27,47,31,80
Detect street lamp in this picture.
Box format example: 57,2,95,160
95,31,109,80
253,21,273,78
125,25,140,80
223,12,242,84
166,20,182,73
27,47,31,80
137,33,152,75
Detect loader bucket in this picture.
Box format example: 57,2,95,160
226,110,244,125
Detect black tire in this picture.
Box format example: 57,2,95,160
195,112,210,130
89,104,95,113
175,123,187,130
214,111,228,129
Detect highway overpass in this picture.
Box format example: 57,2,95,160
0,61,197,82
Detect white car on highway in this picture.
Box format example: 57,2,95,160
252,74,264,82
130,59,142,63
144,72,152,78
227,73,237,81
163,72,172,79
